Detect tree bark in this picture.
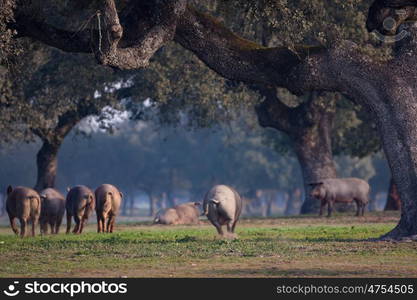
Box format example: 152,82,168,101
384,178,401,211
31,98,105,192
375,100,417,240
292,110,338,214
352,26,417,240
34,140,61,191
255,88,337,215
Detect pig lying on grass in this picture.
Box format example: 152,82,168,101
154,202,201,225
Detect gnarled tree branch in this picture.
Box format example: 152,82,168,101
93,0,187,69
253,87,292,133
13,1,378,97
13,0,187,69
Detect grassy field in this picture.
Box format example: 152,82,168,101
0,212,416,278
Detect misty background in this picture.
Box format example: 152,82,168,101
0,110,390,219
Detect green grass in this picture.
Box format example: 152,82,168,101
0,213,416,277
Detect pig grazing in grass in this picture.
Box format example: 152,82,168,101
6,186,41,237
65,185,95,234
203,185,243,238
154,202,201,225
309,178,370,217
95,184,123,233
39,188,65,234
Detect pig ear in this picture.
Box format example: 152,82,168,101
194,202,201,206
6,185,13,195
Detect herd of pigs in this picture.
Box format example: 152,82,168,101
5,177,370,238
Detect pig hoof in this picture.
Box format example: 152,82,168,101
225,233,238,240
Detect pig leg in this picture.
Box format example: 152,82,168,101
361,203,366,216
55,216,63,234
211,220,224,236
356,201,366,217
73,223,80,234
31,217,37,237
226,219,237,239
319,201,326,217
107,217,111,233
73,215,81,234
49,217,55,234
355,199,361,217
79,216,87,234
110,216,116,233
103,215,109,233
97,215,103,233
226,219,234,233
9,216,19,235
231,219,238,233
327,201,334,217
66,214,72,234
107,215,114,233
19,218,27,238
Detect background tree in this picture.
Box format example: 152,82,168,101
0,42,123,190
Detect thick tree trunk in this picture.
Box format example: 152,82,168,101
374,94,417,240
34,141,60,191
384,178,401,211
32,108,83,192
351,25,417,240
255,88,338,215
292,111,337,214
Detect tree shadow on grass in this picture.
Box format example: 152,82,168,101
204,267,395,277
299,237,376,242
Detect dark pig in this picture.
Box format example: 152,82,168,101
39,188,65,234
